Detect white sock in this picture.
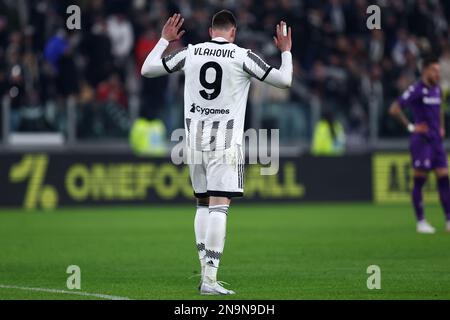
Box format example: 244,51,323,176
194,205,209,277
200,258,206,278
204,205,229,284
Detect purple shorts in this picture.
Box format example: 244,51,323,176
410,134,448,170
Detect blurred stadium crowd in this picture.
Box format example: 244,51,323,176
1,0,450,150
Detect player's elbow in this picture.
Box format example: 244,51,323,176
140,66,147,77
141,67,152,78
279,76,293,89
284,79,293,89
389,103,399,117
140,62,158,78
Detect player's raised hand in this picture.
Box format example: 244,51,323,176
273,21,292,52
162,13,185,42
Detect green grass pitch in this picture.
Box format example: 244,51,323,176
0,203,449,300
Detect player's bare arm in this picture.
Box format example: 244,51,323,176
389,101,429,134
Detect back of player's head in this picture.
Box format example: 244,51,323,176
212,10,237,30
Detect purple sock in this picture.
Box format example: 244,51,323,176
437,176,450,221
412,176,426,222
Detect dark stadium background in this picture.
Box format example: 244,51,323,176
1,0,450,301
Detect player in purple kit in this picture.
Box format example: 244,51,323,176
390,56,450,234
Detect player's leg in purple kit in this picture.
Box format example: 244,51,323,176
412,170,427,222
410,137,431,222
433,142,450,224
410,137,437,233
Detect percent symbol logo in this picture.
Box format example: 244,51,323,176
9,154,59,210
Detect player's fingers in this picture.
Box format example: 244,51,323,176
176,17,184,29
288,26,292,39
280,21,286,37
281,21,287,37
175,14,181,24
276,23,281,38
177,30,186,40
170,15,177,26
170,14,178,25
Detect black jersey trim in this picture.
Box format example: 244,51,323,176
207,191,244,198
260,66,274,82
194,192,209,199
209,40,229,45
162,58,173,74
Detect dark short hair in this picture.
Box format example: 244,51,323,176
422,54,439,69
212,10,237,30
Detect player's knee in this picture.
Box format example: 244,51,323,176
197,197,210,207
435,168,449,178
209,197,231,206
413,169,427,178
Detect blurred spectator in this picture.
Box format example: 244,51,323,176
5,47,26,131
391,29,420,67
44,29,69,73
368,30,385,64
324,0,346,34
82,18,114,87
137,26,170,121
311,111,345,156
135,26,159,72
440,45,450,93
106,13,134,75
96,73,128,108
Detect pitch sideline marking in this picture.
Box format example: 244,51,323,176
0,284,130,300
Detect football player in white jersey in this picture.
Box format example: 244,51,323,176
141,10,292,295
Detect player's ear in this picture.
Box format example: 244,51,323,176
230,27,236,42
209,27,213,38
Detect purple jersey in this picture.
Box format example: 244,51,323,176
398,80,447,170
398,80,442,140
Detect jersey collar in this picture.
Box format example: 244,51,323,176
210,37,229,44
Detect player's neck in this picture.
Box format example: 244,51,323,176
211,36,229,42
421,77,434,88
210,32,232,43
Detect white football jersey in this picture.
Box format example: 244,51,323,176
162,37,273,151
